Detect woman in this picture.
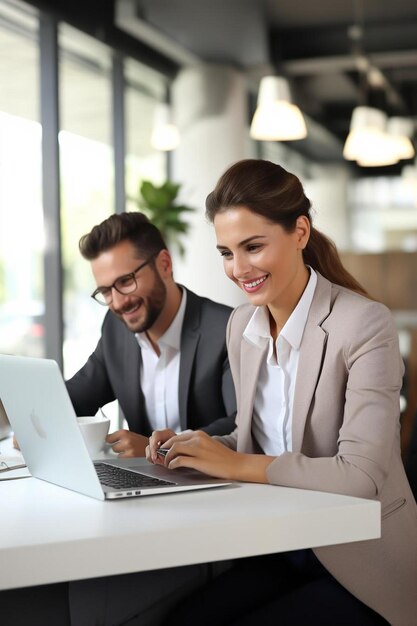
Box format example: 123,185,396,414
148,159,417,626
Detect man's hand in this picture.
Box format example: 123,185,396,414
106,430,149,457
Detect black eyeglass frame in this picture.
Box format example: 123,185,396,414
91,253,157,305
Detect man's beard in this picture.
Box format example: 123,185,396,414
114,270,167,333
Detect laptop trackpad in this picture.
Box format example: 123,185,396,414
132,464,226,485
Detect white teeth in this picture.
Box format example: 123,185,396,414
245,276,267,288
124,304,140,314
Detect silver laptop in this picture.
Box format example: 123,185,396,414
0,398,12,440
0,354,231,500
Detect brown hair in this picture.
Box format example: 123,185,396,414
206,159,368,297
79,212,167,261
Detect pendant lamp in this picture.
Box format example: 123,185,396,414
343,106,399,167
386,117,415,161
150,103,180,151
250,76,307,141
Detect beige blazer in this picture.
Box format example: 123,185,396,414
219,272,417,626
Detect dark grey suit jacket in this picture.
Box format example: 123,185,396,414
65,288,236,437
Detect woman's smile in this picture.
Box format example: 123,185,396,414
241,274,269,293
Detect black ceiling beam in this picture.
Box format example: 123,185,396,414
270,20,417,62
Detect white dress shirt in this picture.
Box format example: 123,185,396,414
136,288,187,433
243,269,317,455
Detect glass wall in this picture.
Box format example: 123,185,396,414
58,30,167,380
0,1,44,358
59,24,114,379
0,1,168,376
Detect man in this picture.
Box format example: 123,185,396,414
65,211,236,456
5,211,236,625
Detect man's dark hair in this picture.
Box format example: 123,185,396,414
79,212,167,260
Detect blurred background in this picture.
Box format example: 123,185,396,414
1,0,417,455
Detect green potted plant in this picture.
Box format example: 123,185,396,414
135,180,196,256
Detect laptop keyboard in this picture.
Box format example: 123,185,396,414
94,462,175,489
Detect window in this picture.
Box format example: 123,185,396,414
0,4,169,381
0,1,44,358
59,24,114,378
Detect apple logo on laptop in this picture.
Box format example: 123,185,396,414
30,409,47,439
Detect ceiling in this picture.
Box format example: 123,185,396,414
24,0,417,171
115,0,417,170
266,0,417,152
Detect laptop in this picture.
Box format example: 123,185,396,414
0,398,12,440
0,354,231,500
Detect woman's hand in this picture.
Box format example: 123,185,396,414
148,430,274,483
146,428,177,464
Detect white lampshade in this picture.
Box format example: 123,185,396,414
343,106,399,167
250,76,307,141
386,117,415,160
150,103,180,151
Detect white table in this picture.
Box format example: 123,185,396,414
0,437,380,591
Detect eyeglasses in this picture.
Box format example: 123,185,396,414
91,254,156,305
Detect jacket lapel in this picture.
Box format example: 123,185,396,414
178,289,200,430
291,274,332,451
122,330,150,434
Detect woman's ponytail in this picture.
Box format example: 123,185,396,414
304,227,369,297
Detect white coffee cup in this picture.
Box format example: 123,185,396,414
77,416,111,458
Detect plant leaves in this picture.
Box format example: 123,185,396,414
137,179,196,256
161,181,181,199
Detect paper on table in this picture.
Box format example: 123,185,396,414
0,467,31,480
0,456,31,480
0,456,26,470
